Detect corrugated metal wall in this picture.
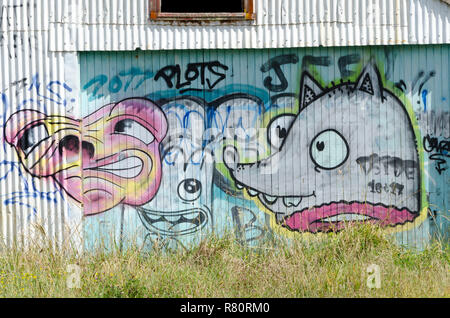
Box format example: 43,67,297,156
77,47,449,251
0,0,448,251
0,0,82,251
48,0,450,52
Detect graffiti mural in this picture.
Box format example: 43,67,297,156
2,47,448,250
136,97,215,250
224,62,424,233
4,98,168,215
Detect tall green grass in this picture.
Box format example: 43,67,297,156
0,223,448,297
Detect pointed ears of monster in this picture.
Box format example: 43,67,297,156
299,72,325,110
354,61,384,99
298,60,385,110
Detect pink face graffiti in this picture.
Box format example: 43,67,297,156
4,98,168,215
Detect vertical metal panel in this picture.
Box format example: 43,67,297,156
46,0,450,52
0,0,82,251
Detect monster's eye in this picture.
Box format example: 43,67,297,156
177,178,202,202
18,124,49,155
267,114,296,150
310,129,349,170
114,119,155,144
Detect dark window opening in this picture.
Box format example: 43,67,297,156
161,1,243,13
150,0,255,21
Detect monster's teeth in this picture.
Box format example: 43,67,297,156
247,188,258,196
320,214,373,222
163,214,182,222
263,194,277,205
93,156,143,178
283,197,302,207
235,182,243,189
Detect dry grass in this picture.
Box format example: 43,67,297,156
0,223,448,297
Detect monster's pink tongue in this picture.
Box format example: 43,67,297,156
283,202,417,233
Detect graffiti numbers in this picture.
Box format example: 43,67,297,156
368,180,404,195
83,67,154,101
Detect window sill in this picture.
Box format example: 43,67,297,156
150,12,255,21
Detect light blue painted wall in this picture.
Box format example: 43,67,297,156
76,46,448,250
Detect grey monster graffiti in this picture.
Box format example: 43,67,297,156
224,62,422,233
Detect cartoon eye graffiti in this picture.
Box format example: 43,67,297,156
309,129,349,170
267,114,296,150
177,178,202,202
18,124,49,155
114,119,155,144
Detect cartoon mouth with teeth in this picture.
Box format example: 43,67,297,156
4,98,168,215
224,62,425,233
138,205,210,237
138,174,212,237
136,97,214,247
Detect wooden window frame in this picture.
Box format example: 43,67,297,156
150,0,255,21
